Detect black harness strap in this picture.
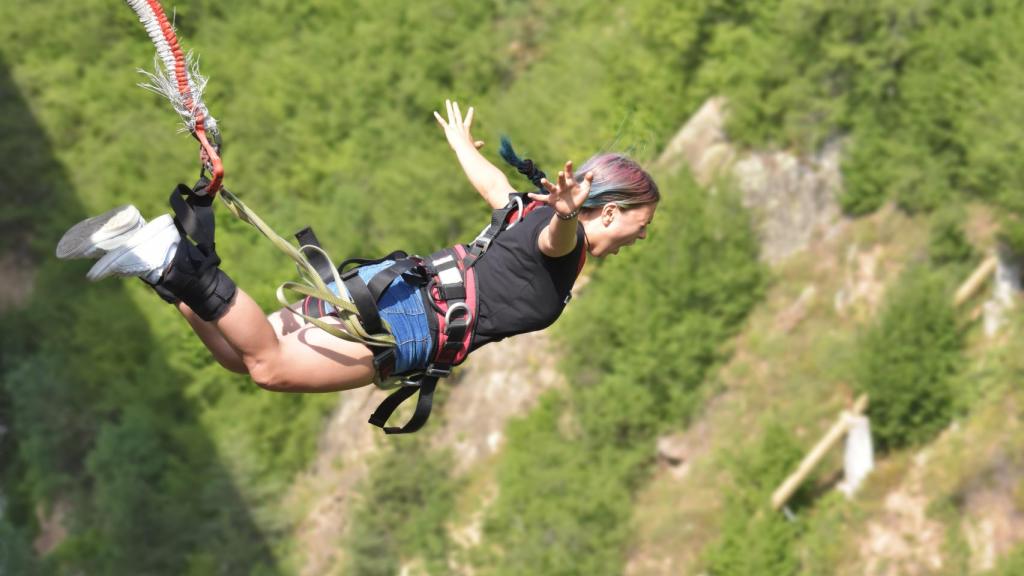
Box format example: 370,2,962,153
367,376,438,434
342,271,386,335
368,247,473,434
462,193,529,268
169,183,216,249
295,226,336,285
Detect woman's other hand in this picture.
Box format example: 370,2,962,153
530,161,593,219
434,99,485,151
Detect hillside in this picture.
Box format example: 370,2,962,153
4,1,1024,575
628,196,1024,575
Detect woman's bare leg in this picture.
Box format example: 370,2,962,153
178,302,249,373
177,287,377,392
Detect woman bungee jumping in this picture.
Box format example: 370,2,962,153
57,100,659,433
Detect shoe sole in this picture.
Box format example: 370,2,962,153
56,205,144,259
87,215,178,282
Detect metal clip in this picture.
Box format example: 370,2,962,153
444,302,471,326
473,235,493,252
425,365,451,378
506,195,526,230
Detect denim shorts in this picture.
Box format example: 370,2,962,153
322,260,434,375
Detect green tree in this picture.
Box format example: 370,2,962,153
855,268,963,450
703,421,806,576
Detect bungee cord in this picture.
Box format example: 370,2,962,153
125,0,222,195
123,0,400,383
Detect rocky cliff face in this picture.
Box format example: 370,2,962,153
658,97,846,264
433,328,567,475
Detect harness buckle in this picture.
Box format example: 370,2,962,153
398,374,424,388
444,302,471,327
506,195,525,230
372,347,397,379
425,365,451,378
472,235,493,253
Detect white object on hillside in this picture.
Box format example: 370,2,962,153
838,414,874,498
983,246,1021,337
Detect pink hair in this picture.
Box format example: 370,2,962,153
576,154,659,209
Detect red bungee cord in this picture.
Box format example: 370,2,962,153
126,0,223,195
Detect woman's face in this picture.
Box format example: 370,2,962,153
589,203,657,257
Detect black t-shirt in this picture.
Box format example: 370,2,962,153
469,205,585,352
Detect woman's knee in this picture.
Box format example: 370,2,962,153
245,353,291,391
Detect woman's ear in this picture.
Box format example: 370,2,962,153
601,203,617,226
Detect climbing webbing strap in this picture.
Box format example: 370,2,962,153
217,188,396,358
367,376,438,434
462,193,529,268
294,227,335,286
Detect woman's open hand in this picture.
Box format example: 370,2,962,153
434,99,484,151
529,161,593,219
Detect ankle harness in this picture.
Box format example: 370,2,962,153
156,181,237,321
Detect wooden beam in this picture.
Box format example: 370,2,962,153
954,255,998,308
771,394,869,511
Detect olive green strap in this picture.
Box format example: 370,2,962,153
218,188,396,352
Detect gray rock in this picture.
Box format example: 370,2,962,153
659,97,846,264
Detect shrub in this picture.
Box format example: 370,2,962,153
0,519,40,576
703,421,806,576
855,268,963,450
345,437,458,576
929,208,977,270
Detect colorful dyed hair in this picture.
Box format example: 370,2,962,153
576,153,659,210
499,138,658,209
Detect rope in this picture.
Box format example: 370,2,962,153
218,189,397,351
125,0,223,194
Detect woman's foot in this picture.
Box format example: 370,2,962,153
56,204,145,259
87,214,180,283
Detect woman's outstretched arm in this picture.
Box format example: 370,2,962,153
434,99,515,209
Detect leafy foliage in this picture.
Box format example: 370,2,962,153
703,421,806,576
0,518,39,575
481,395,635,576
345,437,458,576
928,207,977,272
2,0,1018,573
855,268,964,450
683,0,1024,233
985,544,1024,576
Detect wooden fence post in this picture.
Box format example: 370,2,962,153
770,394,869,511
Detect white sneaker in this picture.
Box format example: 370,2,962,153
87,215,180,283
56,204,145,259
